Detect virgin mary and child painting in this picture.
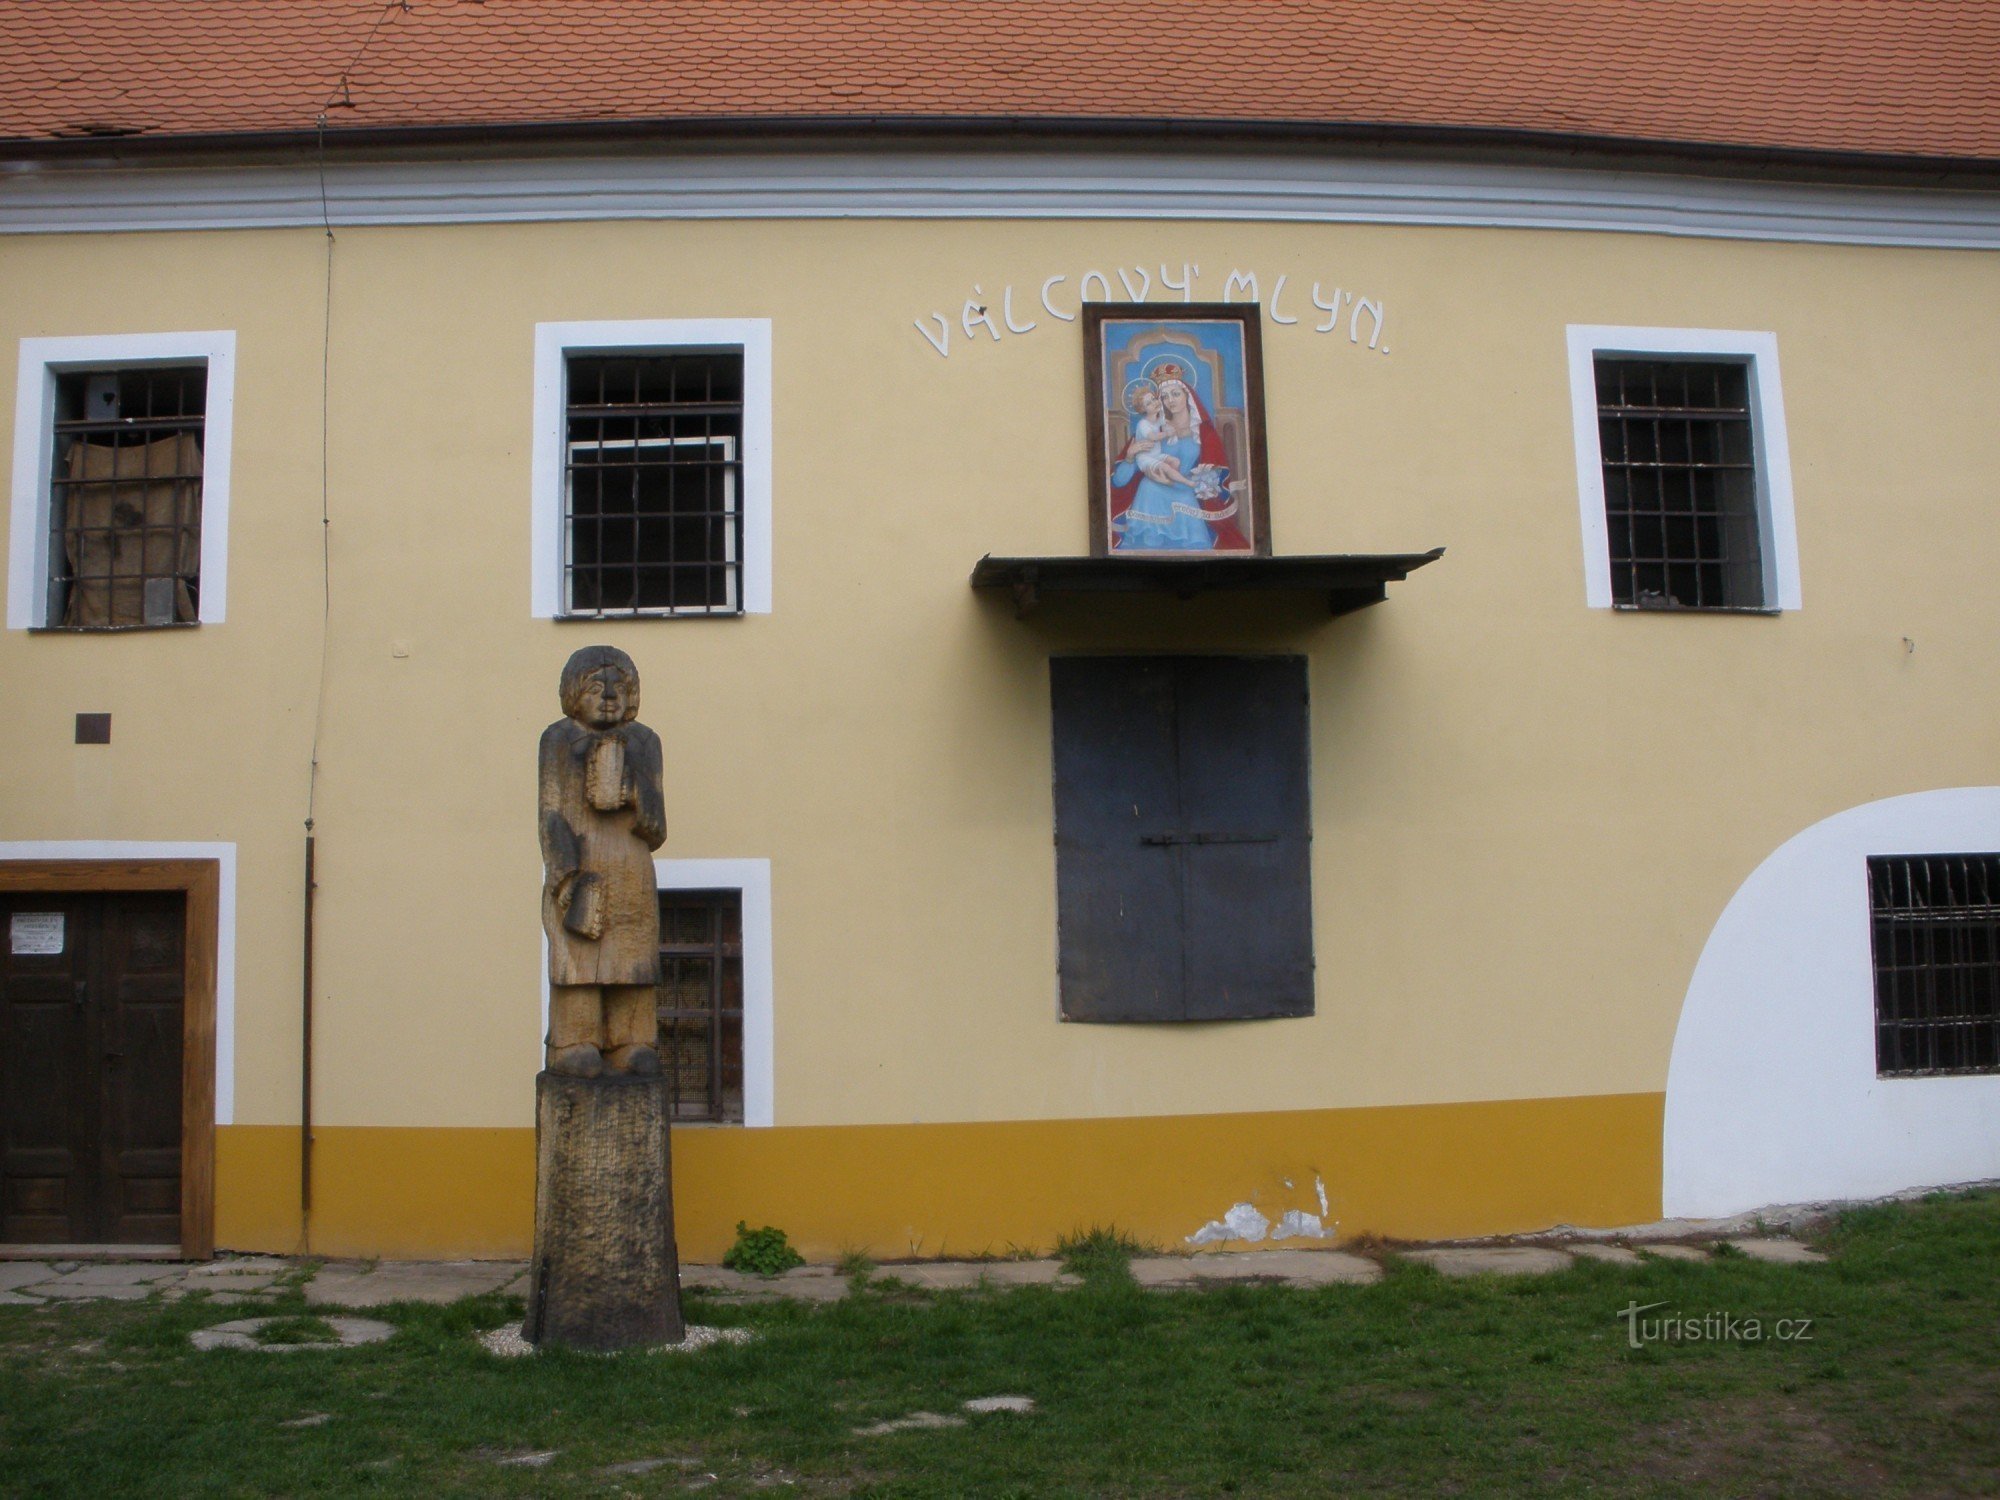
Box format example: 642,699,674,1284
1085,304,1271,557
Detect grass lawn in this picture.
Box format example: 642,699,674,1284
1,1191,1996,1498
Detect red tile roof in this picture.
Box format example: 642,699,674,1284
2,1,1997,164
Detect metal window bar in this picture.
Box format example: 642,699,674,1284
47,366,205,629
1867,853,2000,1077
655,888,745,1122
563,353,744,617
1594,357,1763,611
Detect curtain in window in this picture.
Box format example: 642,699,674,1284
61,434,201,627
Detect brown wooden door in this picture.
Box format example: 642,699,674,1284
1,892,183,1245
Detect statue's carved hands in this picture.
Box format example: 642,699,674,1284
586,736,629,812
557,871,607,941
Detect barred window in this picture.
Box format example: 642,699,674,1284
656,889,744,1122
1595,357,1763,611
1868,854,2000,1078
563,353,742,617
48,367,205,629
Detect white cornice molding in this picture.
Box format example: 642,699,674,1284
2,151,1998,248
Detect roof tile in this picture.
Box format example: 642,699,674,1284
0,0,1994,160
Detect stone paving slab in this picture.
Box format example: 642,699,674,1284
43,1263,182,1287
871,1263,991,1291
1132,1251,1382,1288
683,1265,849,1302
306,1261,525,1308
872,1259,1078,1291
965,1259,1074,1288
192,1315,396,1352
768,1267,848,1302
1577,1218,1727,1244
1569,1244,1645,1266
1191,1250,1382,1286
0,1229,1841,1310
37,1283,151,1301
1401,1247,1574,1278
1721,1237,1828,1265
183,1257,292,1278
0,1262,53,1292
183,1273,281,1292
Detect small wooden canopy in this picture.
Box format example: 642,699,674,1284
970,549,1444,617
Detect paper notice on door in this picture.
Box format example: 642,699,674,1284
10,911,64,955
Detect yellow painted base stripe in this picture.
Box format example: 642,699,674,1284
217,1092,1663,1263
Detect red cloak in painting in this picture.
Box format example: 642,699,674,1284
1107,379,1251,552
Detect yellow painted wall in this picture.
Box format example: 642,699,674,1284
217,1091,1661,1261
2,206,1997,1251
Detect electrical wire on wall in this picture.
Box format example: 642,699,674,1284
299,112,335,1253
298,0,409,1253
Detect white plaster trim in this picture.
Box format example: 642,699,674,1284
7,331,236,630
529,319,772,619
5,152,2000,249
535,857,774,1128
1663,790,2000,1218
0,840,237,1125
1565,325,1801,612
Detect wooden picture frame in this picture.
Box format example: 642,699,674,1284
1084,303,1271,558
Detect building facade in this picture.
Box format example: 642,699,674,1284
2,2,1998,1261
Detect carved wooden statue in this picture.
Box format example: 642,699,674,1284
528,644,684,1351
539,645,666,1077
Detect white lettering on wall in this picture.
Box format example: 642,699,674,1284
1350,296,1385,350
1312,282,1346,334
963,287,1002,343
1268,273,1298,326
914,263,1395,358
914,313,951,357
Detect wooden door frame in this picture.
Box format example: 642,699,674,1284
0,860,216,1258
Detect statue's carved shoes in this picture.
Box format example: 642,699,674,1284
607,1044,662,1077
549,1044,605,1078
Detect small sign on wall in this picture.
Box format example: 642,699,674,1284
10,912,64,956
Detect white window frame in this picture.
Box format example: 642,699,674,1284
8,332,237,630
530,319,772,618
1566,325,1800,612
535,856,775,1127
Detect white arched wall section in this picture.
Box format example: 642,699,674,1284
1664,789,2000,1218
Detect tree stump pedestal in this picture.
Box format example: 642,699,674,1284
524,1070,684,1351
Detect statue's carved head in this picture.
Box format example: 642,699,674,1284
559,645,641,730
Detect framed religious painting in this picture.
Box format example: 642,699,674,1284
1083,303,1271,558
